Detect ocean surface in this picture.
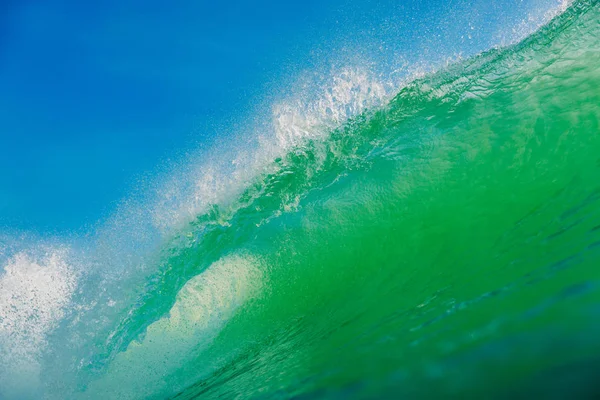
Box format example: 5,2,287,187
1,0,600,398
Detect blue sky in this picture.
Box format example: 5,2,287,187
0,0,557,233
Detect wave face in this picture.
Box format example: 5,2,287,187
2,0,600,398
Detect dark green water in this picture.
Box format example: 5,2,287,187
79,1,600,398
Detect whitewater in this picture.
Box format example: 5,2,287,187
1,0,600,398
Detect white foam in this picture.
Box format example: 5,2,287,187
0,248,77,398
272,67,389,148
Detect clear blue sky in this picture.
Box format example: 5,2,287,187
0,0,556,233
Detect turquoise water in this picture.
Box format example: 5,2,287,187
1,0,600,398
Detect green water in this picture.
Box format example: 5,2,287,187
82,1,600,398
